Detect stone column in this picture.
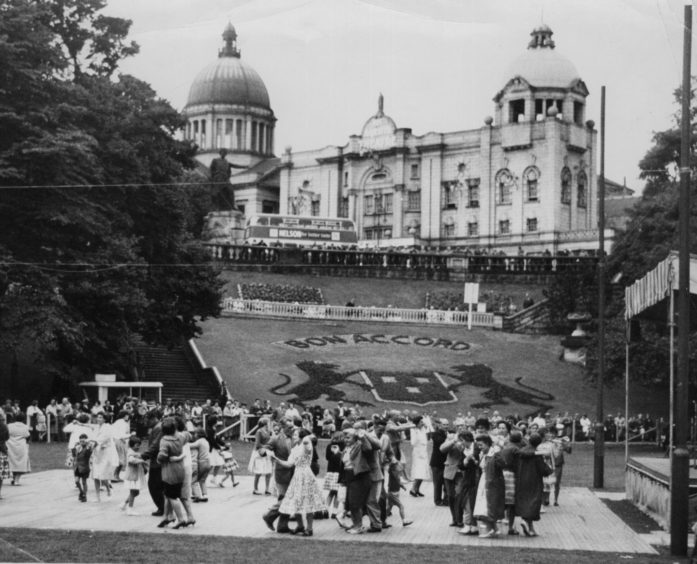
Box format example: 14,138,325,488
393,184,405,239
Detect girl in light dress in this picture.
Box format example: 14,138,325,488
120,436,148,515
217,450,240,487
248,418,273,495
271,429,326,536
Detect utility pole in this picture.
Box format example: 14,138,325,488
594,86,606,489
671,3,691,556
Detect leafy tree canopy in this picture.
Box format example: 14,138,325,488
0,0,222,391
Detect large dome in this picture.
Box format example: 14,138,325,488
186,57,271,108
185,23,271,109
503,25,580,89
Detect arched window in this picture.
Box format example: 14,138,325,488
523,166,540,202
495,169,514,205
561,167,571,204
577,172,587,208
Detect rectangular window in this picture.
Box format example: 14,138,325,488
311,200,320,216
410,163,419,179
508,99,525,123
467,179,480,208
200,119,206,148
235,119,243,149
441,181,458,209
216,119,223,147
343,171,348,187
251,122,257,152
407,190,420,211
442,224,455,238
526,218,538,232
499,219,510,235
339,197,348,218
364,195,374,215
527,178,538,201
262,200,277,214
574,101,584,125
468,222,479,237
535,99,545,121
364,228,373,240
498,181,512,205
383,193,393,213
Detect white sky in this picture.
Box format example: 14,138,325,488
109,0,693,189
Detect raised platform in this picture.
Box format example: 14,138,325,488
626,456,697,531
0,470,657,554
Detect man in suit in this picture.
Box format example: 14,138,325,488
262,418,296,533
429,418,449,506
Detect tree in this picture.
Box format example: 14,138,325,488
588,80,697,387
0,0,221,394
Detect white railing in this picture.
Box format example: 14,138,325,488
221,298,499,328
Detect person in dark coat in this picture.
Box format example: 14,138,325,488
472,434,506,537
514,433,553,537
429,418,448,506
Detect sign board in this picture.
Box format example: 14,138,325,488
464,283,480,304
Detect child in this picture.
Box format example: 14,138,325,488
120,436,148,515
323,440,343,518
217,450,239,487
386,459,412,527
72,434,93,502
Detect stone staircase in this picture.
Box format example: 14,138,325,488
135,341,223,403
501,299,552,334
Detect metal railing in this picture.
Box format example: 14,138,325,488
221,299,499,327
205,244,597,275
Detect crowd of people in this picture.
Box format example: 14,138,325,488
0,395,664,539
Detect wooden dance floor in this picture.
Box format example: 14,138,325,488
0,471,657,555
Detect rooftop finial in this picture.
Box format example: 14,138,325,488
377,92,384,117
219,22,241,58
528,24,555,50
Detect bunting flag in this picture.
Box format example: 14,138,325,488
625,251,697,319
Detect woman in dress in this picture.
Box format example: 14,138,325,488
111,410,131,482
156,417,188,529
0,413,11,497
248,417,273,495
6,412,30,485
472,434,506,538
271,429,326,536
90,412,119,500
409,416,430,497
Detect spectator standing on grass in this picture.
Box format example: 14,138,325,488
0,413,10,498
26,400,42,442
6,412,30,485
45,399,59,441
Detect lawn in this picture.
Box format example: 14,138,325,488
195,316,669,421
0,528,683,564
219,270,544,310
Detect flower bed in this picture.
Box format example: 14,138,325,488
238,282,324,304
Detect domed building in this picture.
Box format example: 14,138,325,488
185,23,280,218
184,23,276,168
195,24,604,252
275,24,601,253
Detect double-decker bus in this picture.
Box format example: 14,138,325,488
244,214,358,247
